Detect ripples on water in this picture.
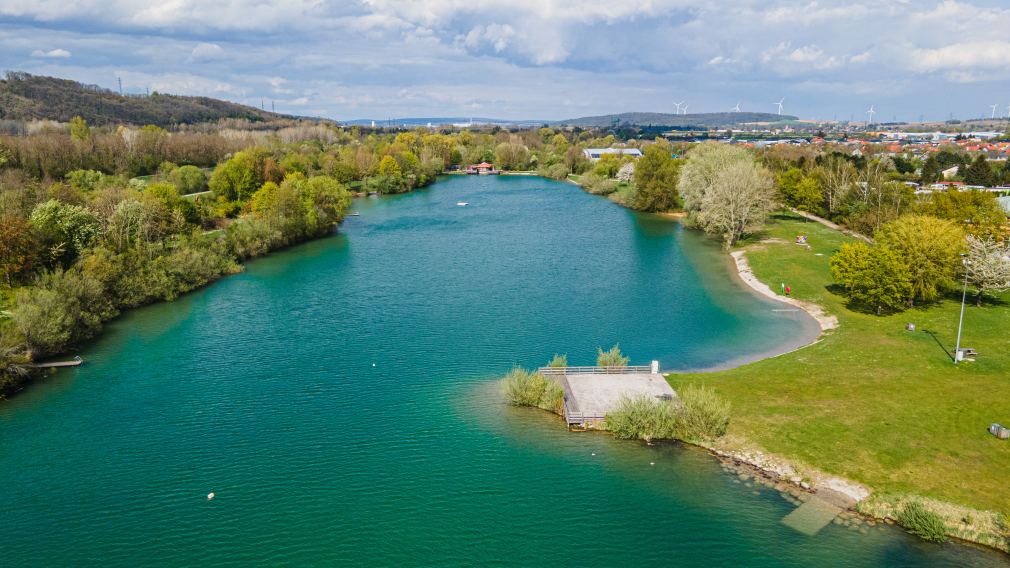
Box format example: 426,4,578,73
1,176,1005,567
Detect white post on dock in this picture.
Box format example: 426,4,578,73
650,360,660,374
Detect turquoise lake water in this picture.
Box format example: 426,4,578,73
2,175,1006,566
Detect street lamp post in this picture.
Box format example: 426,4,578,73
954,254,970,365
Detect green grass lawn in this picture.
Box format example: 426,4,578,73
669,212,1010,514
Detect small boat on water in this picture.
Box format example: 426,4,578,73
457,202,469,207
347,212,361,216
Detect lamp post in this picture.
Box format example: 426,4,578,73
954,254,970,365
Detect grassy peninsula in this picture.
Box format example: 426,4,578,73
669,211,1010,548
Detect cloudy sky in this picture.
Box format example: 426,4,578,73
2,0,1010,121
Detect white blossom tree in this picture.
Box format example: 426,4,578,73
966,235,1010,306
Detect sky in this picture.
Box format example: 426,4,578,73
2,0,1010,122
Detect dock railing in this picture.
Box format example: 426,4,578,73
538,365,654,376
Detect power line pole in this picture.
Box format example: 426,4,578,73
118,77,123,96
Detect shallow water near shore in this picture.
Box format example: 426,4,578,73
1,176,1005,566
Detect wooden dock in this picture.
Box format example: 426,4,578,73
29,356,84,368
540,363,669,430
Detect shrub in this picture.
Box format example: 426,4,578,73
547,353,568,367
604,395,679,442
503,367,547,407
676,385,731,441
897,501,948,543
596,344,629,367
539,163,569,180
11,267,115,356
540,379,564,414
169,165,207,195
502,366,564,413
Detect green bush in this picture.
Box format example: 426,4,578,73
504,367,546,406
896,501,948,543
547,353,568,367
540,379,564,414
11,267,115,356
539,163,569,180
676,385,731,441
502,367,564,413
604,395,679,442
596,344,629,367
169,165,208,195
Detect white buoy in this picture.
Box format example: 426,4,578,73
372,363,376,367
207,492,215,500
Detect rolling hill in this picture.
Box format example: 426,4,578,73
557,111,799,128
0,72,295,127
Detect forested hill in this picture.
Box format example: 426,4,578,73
559,111,799,128
0,72,293,127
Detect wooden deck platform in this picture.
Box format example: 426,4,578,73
29,356,84,368
540,363,673,430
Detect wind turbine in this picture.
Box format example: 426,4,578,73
674,101,684,114
774,98,785,115
990,103,999,120
682,104,689,115
866,105,876,125
732,102,741,112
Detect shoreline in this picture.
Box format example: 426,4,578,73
664,241,1008,555
729,249,838,332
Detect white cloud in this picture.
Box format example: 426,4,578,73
187,42,223,62
31,48,71,58
911,41,1010,72
4,1,1010,120
462,23,515,53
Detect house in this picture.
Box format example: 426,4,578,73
582,148,644,161
465,162,498,175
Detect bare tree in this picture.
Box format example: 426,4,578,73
677,142,752,213
697,160,776,247
815,157,857,216
966,235,1010,306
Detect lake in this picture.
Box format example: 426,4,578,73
1,175,1005,566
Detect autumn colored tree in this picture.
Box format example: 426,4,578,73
0,215,36,287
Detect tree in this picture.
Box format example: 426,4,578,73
920,154,941,184
876,215,965,304
208,150,264,202
918,189,1007,240
0,215,36,287
592,153,622,178
376,155,401,177
777,167,823,213
494,141,529,170
11,267,114,356
65,169,107,192
677,142,752,214
69,115,90,141
830,242,912,314
632,145,681,212
815,157,858,216
29,199,102,267
169,165,207,195
965,235,1010,306
697,160,776,246
963,155,994,187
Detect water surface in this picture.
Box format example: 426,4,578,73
1,176,1005,566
